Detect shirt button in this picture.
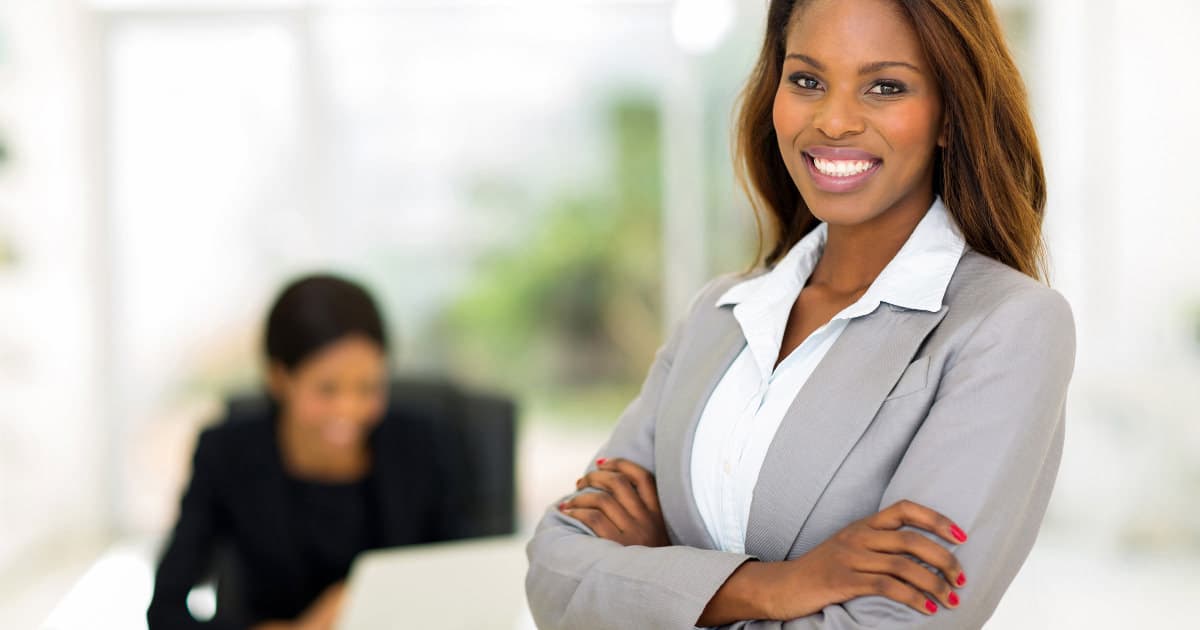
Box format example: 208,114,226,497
723,461,733,474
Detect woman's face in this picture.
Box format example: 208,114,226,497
270,335,389,450
773,0,945,227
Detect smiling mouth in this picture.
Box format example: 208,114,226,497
805,154,882,177
802,152,882,193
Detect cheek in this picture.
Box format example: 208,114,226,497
290,397,332,428
359,394,387,427
772,91,803,147
773,94,812,185
881,101,942,162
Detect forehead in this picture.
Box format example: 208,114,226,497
786,0,926,65
298,336,386,374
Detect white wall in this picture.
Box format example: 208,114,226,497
0,0,109,624
1030,0,1200,552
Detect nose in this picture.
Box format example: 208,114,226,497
331,394,370,428
813,90,865,140
333,388,385,427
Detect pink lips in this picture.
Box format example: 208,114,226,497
803,145,882,194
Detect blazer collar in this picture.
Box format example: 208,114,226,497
716,195,965,316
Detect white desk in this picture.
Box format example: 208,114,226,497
42,535,535,630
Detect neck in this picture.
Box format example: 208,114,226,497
807,191,934,294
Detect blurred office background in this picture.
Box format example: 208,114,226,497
0,0,1197,627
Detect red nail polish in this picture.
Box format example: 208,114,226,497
948,592,959,606
957,573,966,587
558,502,567,511
925,599,938,614
950,524,968,543
596,458,607,466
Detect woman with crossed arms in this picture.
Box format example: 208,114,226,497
525,0,1075,628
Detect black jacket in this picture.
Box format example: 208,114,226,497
147,407,465,629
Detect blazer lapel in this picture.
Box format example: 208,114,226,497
744,303,949,561
655,306,746,550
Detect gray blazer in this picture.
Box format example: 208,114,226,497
525,248,1076,629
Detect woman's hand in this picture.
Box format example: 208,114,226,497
251,582,347,630
698,500,968,626
296,581,347,630
558,457,669,548
788,499,968,616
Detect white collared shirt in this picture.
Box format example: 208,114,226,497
689,196,967,554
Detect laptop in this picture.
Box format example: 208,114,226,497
337,535,533,630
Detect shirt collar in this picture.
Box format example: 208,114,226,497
716,196,966,315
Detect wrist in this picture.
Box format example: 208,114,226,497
742,560,787,621
727,555,831,622
698,559,779,626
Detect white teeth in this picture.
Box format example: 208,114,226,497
812,157,876,177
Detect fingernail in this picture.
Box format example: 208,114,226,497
948,592,959,606
925,599,938,614
596,458,607,466
950,524,968,543
558,502,567,511
957,572,967,587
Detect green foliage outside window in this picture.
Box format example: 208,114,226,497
441,96,666,407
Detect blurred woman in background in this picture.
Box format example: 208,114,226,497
148,274,462,630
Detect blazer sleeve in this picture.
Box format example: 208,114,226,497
732,286,1077,629
147,429,242,630
525,278,756,630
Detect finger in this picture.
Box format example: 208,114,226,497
597,457,661,514
576,471,652,521
852,573,941,616
867,530,965,590
563,491,636,532
858,552,957,611
560,506,621,540
868,500,968,547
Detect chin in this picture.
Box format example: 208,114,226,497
802,192,886,227
321,430,361,448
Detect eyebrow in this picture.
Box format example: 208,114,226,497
786,53,921,75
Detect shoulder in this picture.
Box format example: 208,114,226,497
657,270,759,354
199,412,273,450
941,249,1076,366
372,407,444,456
677,268,765,324
946,249,1074,329
369,408,454,496
191,412,276,481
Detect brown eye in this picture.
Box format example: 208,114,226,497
868,80,906,96
789,73,822,90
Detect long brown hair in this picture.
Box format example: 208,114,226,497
734,0,1049,281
